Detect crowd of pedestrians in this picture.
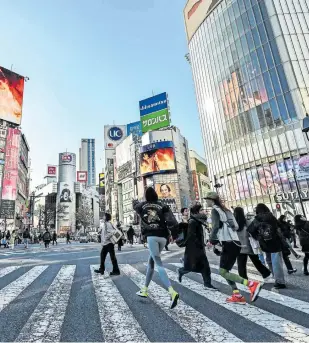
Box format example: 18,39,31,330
93,186,309,310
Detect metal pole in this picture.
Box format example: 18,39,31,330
292,169,306,217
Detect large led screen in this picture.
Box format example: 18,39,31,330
140,141,176,176
0,67,25,125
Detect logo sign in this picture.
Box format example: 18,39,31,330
108,127,123,141
47,165,57,176
184,0,219,42
139,92,168,117
127,121,142,137
77,171,88,182
99,173,105,188
61,154,72,163
141,108,170,133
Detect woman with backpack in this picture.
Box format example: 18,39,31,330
177,204,217,290
248,204,286,289
206,192,261,304
294,215,309,276
234,207,272,282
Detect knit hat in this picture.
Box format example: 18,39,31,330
204,192,219,200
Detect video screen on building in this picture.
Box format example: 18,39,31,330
140,141,176,176
155,183,176,199
0,66,25,125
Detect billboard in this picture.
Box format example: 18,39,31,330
104,125,126,150
127,121,142,137
99,173,105,188
140,141,176,176
59,183,73,203
47,165,57,176
184,0,219,42
0,66,25,125
139,93,170,133
155,183,176,199
57,181,75,233
1,128,20,201
77,171,88,183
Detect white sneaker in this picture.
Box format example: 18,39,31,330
263,275,275,284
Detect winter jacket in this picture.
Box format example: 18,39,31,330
209,206,239,243
23,230,30,239
295,221,309,250
237,219,255,255
127,227,135,240
247,213,283,253
183,214,208,272
278,220,293,240
133,200,178,239
101,221,115,246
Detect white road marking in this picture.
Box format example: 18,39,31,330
120,264,242,343
91,266,149,342
165,264,309,343
0,266,48,312
0,266,20,278
16,265,76,342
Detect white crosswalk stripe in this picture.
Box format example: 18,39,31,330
16,265,76,342
0,263,308,342
91,266,149,342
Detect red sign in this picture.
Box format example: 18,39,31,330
77,171,87,182
61,154,72,162
192,171,200,201
47,165,57,176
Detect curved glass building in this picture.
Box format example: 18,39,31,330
185,0,309,216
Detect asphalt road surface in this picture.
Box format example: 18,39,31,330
0,242,309,342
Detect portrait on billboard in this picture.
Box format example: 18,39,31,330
155,183,176,199
59,183,73,203
0,67,25,125
140,142,176,176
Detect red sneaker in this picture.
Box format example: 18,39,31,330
226,294,246,305
248,281,262,302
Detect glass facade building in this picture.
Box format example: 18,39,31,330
186,0,309,216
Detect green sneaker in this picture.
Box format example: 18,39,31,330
136,288,148,298
170,290,179,309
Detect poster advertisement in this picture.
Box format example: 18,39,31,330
1,128,20,201
140,141,176,176
57,182,75,233
0,66,25,125
99,173,105,188
155,183,176,199
59,183,73,203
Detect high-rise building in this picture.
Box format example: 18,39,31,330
185,0,309,217
79,139,96,186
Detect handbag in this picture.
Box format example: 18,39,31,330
110,225,124,244
175,231,187,247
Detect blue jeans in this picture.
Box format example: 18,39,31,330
266,252,285,284
145,236,171,289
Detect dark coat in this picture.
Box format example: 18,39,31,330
183,215,208,273
295,221,309,252
127,227,135,240
248,213,284,253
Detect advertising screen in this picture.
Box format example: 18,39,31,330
140,141,176,176
0,66,25,125
155,183,176,199
77,171,88,182
47,165,57,176
1,128,20,201
99,173,105,188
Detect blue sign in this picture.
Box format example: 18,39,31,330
108,127,124,141
139,92,168,117
127,121,142,137
141,141,174,153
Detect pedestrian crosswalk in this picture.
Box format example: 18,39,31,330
0,262,308,342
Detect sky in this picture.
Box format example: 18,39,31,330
1,0,204,188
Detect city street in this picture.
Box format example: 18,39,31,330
0,243,309,342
